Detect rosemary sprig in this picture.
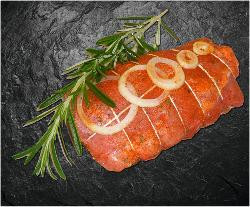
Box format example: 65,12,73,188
13,8,179,179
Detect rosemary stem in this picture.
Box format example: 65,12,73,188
71,74,87,93
14,8,179,180
123,8,168,45
63,74,89,112
141,8,168,33
62,59,94,75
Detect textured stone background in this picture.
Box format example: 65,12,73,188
1,1,249,205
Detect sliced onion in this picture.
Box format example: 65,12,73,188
193,41,214,55
118,64,169,107
147,57,185,90
176,50,198,69
77,77,138,135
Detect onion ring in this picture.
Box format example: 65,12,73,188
147,57,185,90
193,41,214,55
176,50,198,69
118,64,169,107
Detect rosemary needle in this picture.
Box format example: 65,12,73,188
13,8,179,180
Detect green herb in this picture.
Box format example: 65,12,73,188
166,99,171,105
67,109,83,156
13,8,179,180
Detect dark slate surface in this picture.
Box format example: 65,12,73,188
1,1,249,206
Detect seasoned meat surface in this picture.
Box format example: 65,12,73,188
73,38,244,171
